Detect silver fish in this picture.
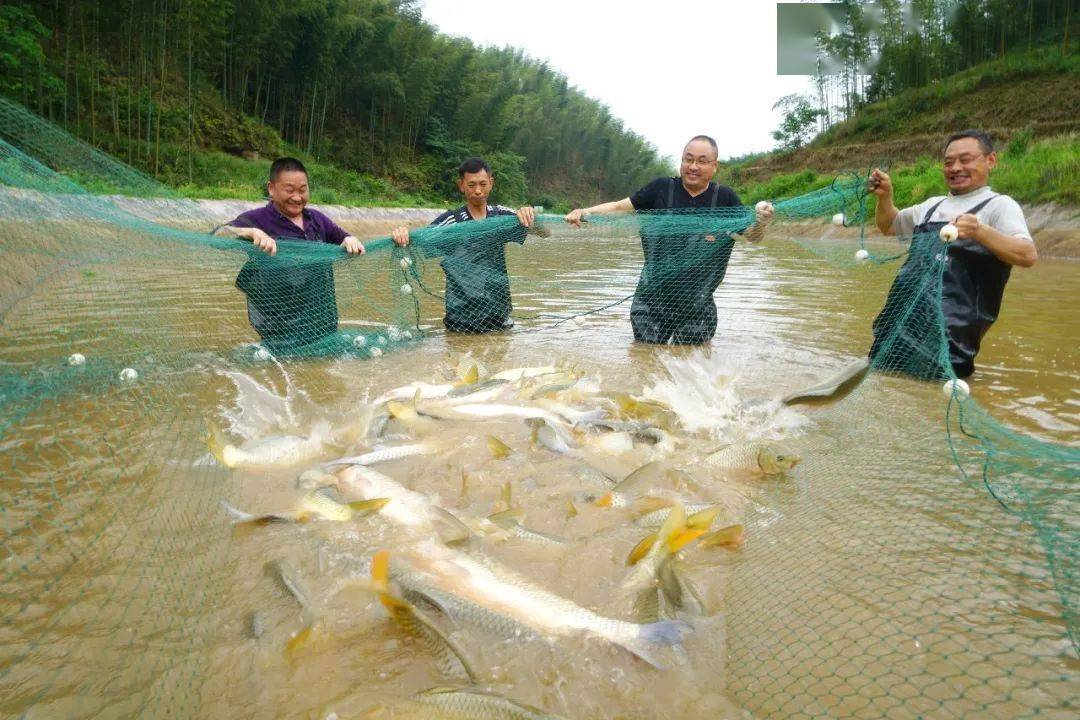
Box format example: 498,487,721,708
389,540,687,669
413,686,567,720
782,357,870,406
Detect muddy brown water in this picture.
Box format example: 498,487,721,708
0,218,1075,719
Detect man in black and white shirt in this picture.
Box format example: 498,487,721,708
392,157,535,333
869,129,1037,378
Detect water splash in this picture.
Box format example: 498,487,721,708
642,350,809,441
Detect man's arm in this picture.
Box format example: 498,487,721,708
954,214,1037,268
869,168,899,236
565,198,634,227
320,214,365,255
215,223,277,256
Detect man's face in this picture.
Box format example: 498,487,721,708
268,170,310,218
942,137,996,194
458,170,494,206
680,140,718,191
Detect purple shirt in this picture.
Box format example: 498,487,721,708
229,202,349,245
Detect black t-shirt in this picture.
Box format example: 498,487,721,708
627,178,744,309
630,177,741,211
423,205,525,328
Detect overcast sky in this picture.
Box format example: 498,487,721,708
419,0,813,162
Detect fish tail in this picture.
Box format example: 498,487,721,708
284,618,320,658
206,424,234,468
220,500,254,523
620,620,691,670
371,549,391,594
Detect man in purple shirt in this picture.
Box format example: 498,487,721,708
216,157,364,348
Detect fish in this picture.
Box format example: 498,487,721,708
221,487,389,526
597,392,680,432
373,381,456,406
265,558,316,617
265,558,322,655
487,510,568,546
532,398,607,427
595,461,677,508
447,377,510,400
657,556,708,617
622,504,715,622
206,421,336,470
413,686,567,720
335,464,472,545
371,550,477,683
417,402,569,427
322,442,437,468
635,502,724,528
527,417,579,457
385,399,442,434
781,357,871,406
704,441,801,475
388,540,688,669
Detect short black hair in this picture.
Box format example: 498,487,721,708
944,130,994,155
269,157,308,182
685,135,719,158
458,157,492,177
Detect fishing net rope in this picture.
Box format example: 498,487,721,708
1,96,1076,718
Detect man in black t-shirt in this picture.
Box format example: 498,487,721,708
391,157,535,333
565,135,773,344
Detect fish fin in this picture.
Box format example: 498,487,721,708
619,620,691,670
686,506,723,531
456,363,479,386
459,469,469,500
486,434,512,459
627,533,658,566
347,498,390,516
595,492,614,508
488,508,526,526
566,500,578,518
666,529,708,555
371,549,391,594
632,496,675,515
284,619,321,658
386,400,418,421
206,424,234,468
220,500,254,523
501,480,512,508
220,501,292,526
431,506,473,545
700,524,745,549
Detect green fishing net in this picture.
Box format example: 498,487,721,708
0,96,1076,718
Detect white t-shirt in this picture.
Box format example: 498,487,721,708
892,186,1033,250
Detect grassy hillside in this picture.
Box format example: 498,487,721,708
723,48,1079,207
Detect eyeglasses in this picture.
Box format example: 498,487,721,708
943,154,984,168
682,157,717,167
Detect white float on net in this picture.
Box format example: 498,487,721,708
942,378,970,398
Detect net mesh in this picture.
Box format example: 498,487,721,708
0,96,1076,718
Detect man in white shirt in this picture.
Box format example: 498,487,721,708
868,130,1037,378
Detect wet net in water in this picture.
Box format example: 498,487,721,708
0,96,1076,719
